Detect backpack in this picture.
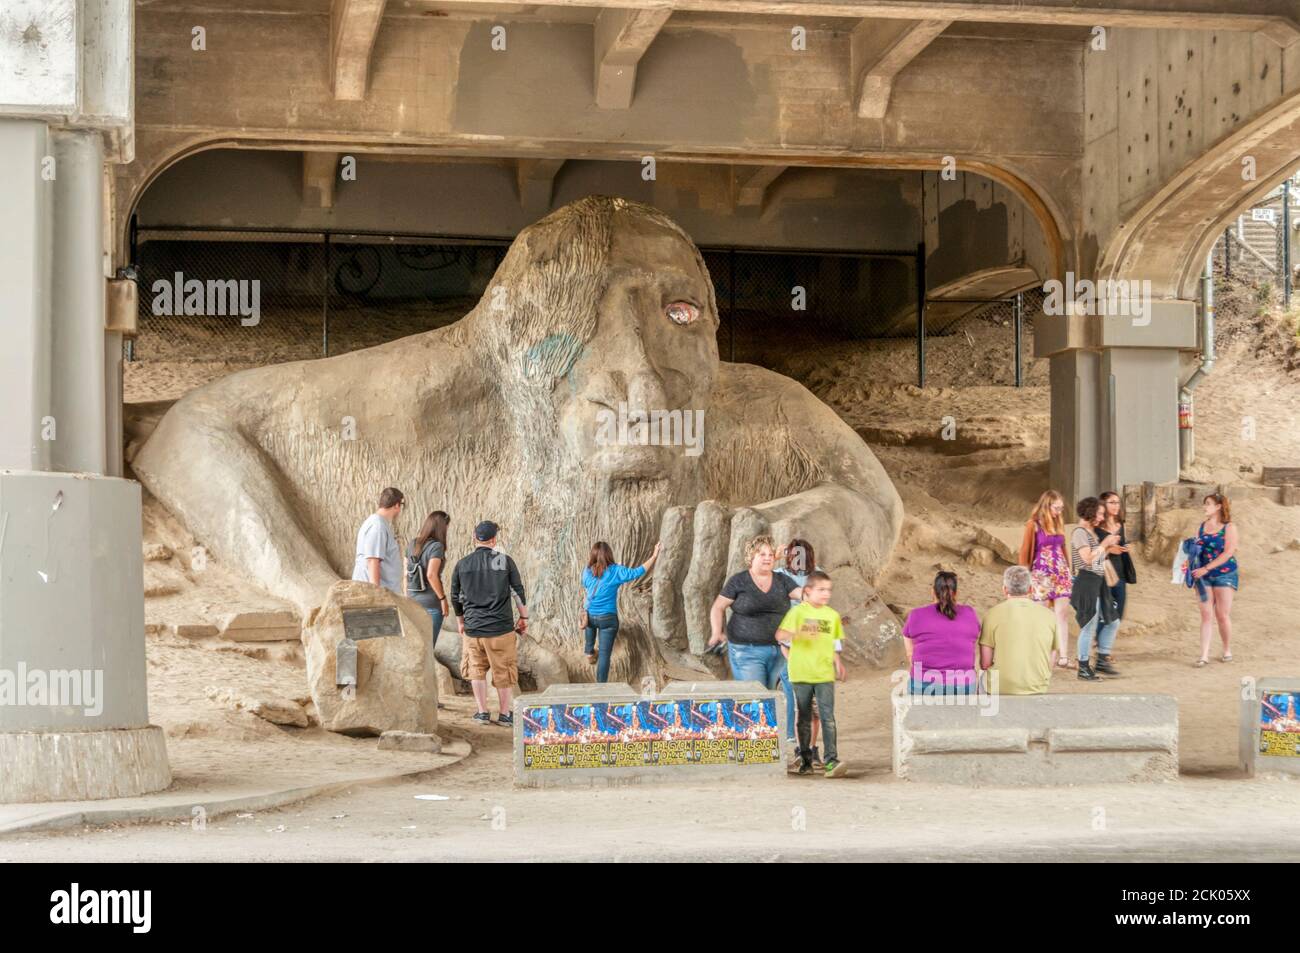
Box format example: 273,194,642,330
406,541,429,594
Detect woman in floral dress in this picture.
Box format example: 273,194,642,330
1018,489,1073,669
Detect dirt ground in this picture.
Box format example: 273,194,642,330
11,290,1298,860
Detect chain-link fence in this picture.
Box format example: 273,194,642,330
1209,181,1299,324
921,288,1046,389
132,228,507,364
130,228,1028,391
701,247,919,369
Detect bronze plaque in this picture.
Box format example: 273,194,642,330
342,606,402,641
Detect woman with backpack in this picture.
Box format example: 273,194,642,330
407,510,451,643
581,540,660,683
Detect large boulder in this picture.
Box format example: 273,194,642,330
304,581,437,736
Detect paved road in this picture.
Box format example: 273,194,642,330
3,723,1298,862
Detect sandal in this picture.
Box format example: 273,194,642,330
1195,658,1209,667
1221,654,1233,663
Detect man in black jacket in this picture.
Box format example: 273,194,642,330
451,521,528,726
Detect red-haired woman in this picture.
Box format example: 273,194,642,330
1192,493,1239,666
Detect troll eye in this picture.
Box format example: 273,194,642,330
666,301,699,326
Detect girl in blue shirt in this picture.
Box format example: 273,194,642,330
582,541,660,683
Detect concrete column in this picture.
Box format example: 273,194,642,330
0,124,169,802
1048,348,1101,505
1101,346,1183,492
49,129,108,475
0,120,52,472
1039,300,1197,504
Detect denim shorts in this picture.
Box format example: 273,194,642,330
1197,569,1238,602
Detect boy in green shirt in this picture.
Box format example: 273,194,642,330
777,570,847,778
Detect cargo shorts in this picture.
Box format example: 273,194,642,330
460,631,518,688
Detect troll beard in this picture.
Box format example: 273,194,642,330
504,435,707,682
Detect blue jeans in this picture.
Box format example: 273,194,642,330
778,665,797,742
1109,576,1127,618
583,612,619,683
1077,596,1119,662
727,643,791,740
425,606,444,643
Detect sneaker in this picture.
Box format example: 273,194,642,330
824,759,848,779
496,712,514,728
1094,654,1121,676
471,711,492,725
797,760,813,776
810,746,823,769
1077,661,1103,681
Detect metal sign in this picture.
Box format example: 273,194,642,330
1252,208,1276,224
341,606,403,641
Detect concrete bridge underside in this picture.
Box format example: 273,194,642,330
113,0,1300,503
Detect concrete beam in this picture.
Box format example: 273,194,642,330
851,19,950,120
423,1,1300,44
331,0,387,101
594,8,673,109
302,152,340,208
732,164,787,207
516,158,566,217
1097,86,1300,298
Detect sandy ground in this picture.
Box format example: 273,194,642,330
11,287,1296,860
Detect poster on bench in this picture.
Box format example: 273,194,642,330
1259,690,1300,757
521,697,781,770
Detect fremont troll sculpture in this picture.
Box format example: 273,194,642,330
134,197,904,686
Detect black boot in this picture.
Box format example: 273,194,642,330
1077,660,1102,681
1095,654,1121,676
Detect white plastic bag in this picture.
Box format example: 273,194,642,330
1171,541,1189,585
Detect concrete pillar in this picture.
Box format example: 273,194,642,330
49,129,108,475
0,123,169,802
1048,347,1101,505
0,120,53,472
1039,300,1197,504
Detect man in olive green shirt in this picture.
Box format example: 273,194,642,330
979,566,1059,695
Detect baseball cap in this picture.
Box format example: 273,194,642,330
474,520,499,541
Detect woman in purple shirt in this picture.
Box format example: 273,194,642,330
902,571,981,695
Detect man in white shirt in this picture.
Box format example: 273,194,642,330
351,487,404,594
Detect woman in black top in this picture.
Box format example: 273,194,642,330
1099,490,1136,619
708,534,804,740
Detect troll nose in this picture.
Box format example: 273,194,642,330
624,371,669,420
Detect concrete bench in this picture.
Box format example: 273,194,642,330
892,693,1179,785
513,680,785,787
1239,677,1300,778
